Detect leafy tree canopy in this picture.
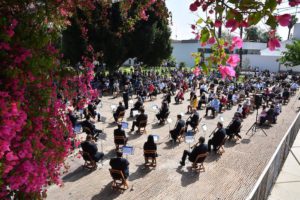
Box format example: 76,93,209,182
280,40,300,67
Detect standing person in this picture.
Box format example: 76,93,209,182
179,136,208,166
123,85,129,110
110,151,130,179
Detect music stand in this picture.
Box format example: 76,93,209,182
246,108,267,136
185,131,195,149
121,122,129,129
152,135,160,143
122,146,134,159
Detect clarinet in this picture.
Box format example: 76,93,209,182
209,127,218,137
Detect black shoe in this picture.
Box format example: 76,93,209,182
179,161,185,166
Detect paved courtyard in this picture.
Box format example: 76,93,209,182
47,90,300,200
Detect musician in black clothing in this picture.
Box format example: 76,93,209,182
114,124,128,150
130,97,143,117
170,115,185,142
156,101,169,122
179,136,208,166
81,115,102,139
131,108,148,132
110,151,130,179
113,102,125,122
143,135,157,164
81,135,104,162
123,86,129,110
185,108,200,132
208,122,226,152
226,114,242,139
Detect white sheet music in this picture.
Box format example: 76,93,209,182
122,146,134,155
167,118,172,124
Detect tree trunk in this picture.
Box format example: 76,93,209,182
287,28,291,40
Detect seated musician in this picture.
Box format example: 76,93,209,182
170,115,185,142
81,134,104,162
110,151,130,179
131,108,148,132
197,93,207,110
219,95,227,111
205,96,220,118
226,114,242,140
259,105,275,125
114,124,128,150
156,101,169,123
175,89,184,104
130,97,143,117
87,101,101,122
187,93,198,114
143,135,157,164
179,136,208,166
113,102,125,122
81,115,102,140
208,122,226,152
185,108,200,132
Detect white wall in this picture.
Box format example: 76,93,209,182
171,42,198,67
294,23,300,40
244,55,280,72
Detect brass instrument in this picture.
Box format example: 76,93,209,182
209,127,218,137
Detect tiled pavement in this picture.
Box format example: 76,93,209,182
47,90,300,200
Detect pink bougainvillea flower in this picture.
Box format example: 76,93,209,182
207,37,215,44
232,36,243,49
277,14,292,26
195,33,200,40
193,67,200,76
227,54,240,67
139,9,149,20
6,152,19,161
225,19,239,32
240,20,249,27
219,65,236,79
191,24,196,30
214,20,222,28
268,38,281,51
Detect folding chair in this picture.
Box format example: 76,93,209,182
216,137,226,155
192,152,208,172
144,150,157,167
109,169,129,192
81,151,97,170
137,120,147,134
176,127,186,143
192,118,202,133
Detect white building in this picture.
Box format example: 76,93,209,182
171,23,300,72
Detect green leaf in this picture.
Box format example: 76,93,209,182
266,15,277,29
196,18,203,25
248,12,262,25
200,28,210,43
265,0,277,11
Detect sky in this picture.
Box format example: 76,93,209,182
165,0,300,41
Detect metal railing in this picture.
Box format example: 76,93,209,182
246,111,300,200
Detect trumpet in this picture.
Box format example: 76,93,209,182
209,127,218,137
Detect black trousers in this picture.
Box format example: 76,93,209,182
206,107,216,117
208,139,216,152
170,130,178,141
181,150,191,164
131,121,138,131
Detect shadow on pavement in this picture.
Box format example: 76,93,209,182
62,166,94,182
176,166,200,187
91,182,122,200
129,164,152,182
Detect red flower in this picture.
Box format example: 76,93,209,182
225,19,239,32
189,3,198,12
277,14,291,26
268,38,281,51
214,20,222,28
